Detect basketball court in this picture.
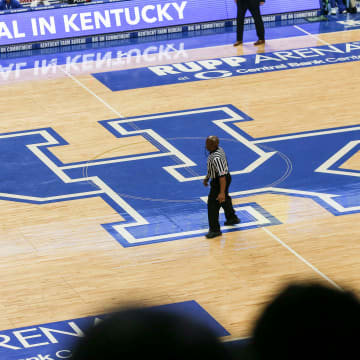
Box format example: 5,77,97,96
1,12,360,358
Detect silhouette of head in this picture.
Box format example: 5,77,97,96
71,306,230,360
250,282,360,360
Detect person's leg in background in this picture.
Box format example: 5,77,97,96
234,1,248,46
320,0,330,14
337,0,347,13
248,2,265,44
330,0,347,13
330,0,337,13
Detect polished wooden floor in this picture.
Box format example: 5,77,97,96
1,26,360,340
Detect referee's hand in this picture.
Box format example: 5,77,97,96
203,178,208,187
217,193,226,203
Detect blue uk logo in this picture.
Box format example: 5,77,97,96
1,105,359,247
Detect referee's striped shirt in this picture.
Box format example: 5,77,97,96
206,146,229,180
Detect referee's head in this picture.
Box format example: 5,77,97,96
206,136,219,152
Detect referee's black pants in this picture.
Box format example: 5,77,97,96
236,0,265,42
207,174,237,232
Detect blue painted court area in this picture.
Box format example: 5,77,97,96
300,13,360,34
93,41,360,91
1,12,360,74
0,301,230,360
0,105,359,247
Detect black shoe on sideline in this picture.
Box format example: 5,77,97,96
205,231,222,239
224,217,241,226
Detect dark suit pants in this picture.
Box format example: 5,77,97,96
236,1,265,41
207,174,237,232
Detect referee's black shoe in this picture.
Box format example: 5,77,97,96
205,231,222,239
224,217,241,226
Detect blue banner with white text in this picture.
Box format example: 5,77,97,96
0,0,320,47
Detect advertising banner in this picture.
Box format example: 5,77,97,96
0,0,320,46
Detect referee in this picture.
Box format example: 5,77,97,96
203,136,240,239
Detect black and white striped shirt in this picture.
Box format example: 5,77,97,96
206,147,229,180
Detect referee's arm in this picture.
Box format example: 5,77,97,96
203,163,210,186
203,173,210,187
214,157,227,203
217,176,226,203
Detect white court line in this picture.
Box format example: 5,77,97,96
58,67,126,118
59,54,342,289
262,227,342,290
293,25,333,46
